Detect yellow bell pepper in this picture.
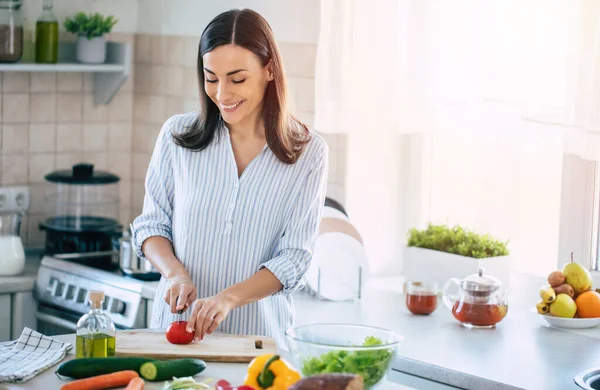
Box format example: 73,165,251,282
244,354,301,390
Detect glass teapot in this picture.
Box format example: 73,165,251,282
442,268,509,328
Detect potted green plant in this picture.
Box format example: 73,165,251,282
63,12,118,64
403,224,511,287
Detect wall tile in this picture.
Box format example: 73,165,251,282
2,154,28,185
56,152,83,170
183,36,199,68
119,180,132,207
151,35,168,65
108,152,132,180
2,73,30,92
84,152,109,170
27,214,46,247
147,95,167,125
56,93,83,122
82,124,108,151
150,65,169,94
56,123,82,152
2,124,28,154
108,122,132,152
167,66,184,96
30,73,56,92
108,91,133,121
134,64,151,93
29,153,55,183
133,153,151,181
28,184,47,214
166,97,185,118
83,95,108,123
2,93,30,123
30,93,56,123
167,36,185,66
183,67,198,98
134,94,149,122
57,73,83,92
29,123,56,153
132,180,146,211
83,74,94,93
135,34,152,64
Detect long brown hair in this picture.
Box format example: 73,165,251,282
173,9,311,164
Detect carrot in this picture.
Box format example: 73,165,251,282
60,370,139,390
125,377,145,390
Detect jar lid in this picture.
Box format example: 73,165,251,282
45,163,120,185
460,268,501,293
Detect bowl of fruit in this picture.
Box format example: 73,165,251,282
535,253,600,329
285,323,403,389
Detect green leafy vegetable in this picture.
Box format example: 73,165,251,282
159,376,211,390
407,223,509,259
63,12,118,39
301,336,394,389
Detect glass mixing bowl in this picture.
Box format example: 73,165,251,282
285,323,403,389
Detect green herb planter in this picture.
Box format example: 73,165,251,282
403,224,511,288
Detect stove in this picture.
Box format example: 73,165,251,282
33,256,153,336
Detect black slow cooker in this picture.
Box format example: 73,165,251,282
39,163,122,270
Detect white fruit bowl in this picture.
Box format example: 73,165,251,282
534,311,600,329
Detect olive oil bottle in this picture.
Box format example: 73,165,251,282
34,0,58,63
76,291,116,358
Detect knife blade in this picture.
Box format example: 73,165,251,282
177,310,182,323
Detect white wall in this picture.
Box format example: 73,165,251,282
137,0,320,42
20,0,138,34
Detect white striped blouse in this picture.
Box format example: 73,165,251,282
131,111,329,347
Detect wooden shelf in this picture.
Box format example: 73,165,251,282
0,41,132,105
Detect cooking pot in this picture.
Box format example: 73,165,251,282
113,231,161,281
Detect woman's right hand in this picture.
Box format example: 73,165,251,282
164,274,197,313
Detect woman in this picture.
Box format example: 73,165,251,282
131,8,328,347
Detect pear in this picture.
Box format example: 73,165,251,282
562,252,593,295
549,294,577,318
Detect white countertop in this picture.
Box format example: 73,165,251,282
1,332,415,390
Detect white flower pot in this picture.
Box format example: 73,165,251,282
76,36,106,64
403,246,511,288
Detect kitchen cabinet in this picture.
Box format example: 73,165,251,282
0,294,11,341
0,292,37,342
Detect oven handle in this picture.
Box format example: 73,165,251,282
35,312,78,331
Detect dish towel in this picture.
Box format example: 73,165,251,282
0,327,72,383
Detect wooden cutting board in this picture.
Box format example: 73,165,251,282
115,329,278,363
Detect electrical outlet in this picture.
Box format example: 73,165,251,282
9,187,30,212
0,187,30,213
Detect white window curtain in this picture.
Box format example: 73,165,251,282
314,0,600,277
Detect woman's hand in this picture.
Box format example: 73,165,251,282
164,274,197,313
187,294,235,341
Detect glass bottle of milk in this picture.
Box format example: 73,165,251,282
0,212,25,276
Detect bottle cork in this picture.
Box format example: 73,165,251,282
89,290,105,304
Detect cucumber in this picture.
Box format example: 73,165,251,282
140,358,207,381
56,356,157,379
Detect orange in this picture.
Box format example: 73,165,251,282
575,291,600,318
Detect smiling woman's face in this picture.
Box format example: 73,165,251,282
202,44,273,127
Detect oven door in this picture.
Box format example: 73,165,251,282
35,304,130,336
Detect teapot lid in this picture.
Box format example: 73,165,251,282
460,268,501,292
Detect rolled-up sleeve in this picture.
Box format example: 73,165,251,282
131,117,176,259
259,144,329,295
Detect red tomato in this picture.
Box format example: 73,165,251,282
215,379,233,390
165,321,194,345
